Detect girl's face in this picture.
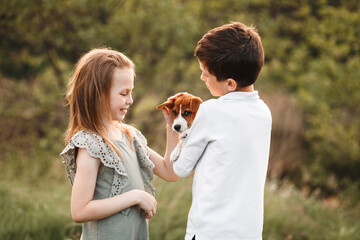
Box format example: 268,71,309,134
109,67,134,122
199,61,229,97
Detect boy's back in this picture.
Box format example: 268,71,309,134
174,91,271,239
172,21,271,240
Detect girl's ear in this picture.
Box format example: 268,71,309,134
226,78,238,92
156,99,175,110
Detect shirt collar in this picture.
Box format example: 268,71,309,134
219,91,260,101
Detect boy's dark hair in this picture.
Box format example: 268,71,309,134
195,22,264,88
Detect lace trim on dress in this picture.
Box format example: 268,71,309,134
60,131,127,182
130,126,156,195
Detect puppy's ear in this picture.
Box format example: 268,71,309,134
190,97,203,112
156,99,175,110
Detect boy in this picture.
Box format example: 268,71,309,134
173,22,272,240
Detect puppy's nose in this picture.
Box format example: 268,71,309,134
173,125,181,132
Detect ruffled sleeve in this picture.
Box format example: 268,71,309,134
59,130,127,187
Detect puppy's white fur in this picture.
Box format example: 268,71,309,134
170,105,189,162
172,105,188,133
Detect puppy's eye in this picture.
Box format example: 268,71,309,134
183,111,192,117
173,110,177,115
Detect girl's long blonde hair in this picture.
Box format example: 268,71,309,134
65,47,134,154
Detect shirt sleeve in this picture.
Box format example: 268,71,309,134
173,104,210,177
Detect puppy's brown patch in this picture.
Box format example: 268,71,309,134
157,93,203,127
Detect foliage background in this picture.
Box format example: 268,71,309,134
1,0,360,239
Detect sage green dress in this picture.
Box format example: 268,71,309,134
60,125,156,240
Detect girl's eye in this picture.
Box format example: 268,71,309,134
120,91,132,96
183,111,192,117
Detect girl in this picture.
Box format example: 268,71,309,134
60,47,178,240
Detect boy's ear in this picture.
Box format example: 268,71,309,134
226,78,238,92
156,99,175,110
190,97,203,112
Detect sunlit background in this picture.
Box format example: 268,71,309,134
1,0,360,239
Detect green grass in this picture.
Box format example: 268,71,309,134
263,183,360,240
149,177,193,240
1,173,360,240
0,179,73,240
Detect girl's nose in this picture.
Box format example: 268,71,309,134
127,94,133,105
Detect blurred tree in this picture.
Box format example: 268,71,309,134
248,0,360,197
0,0,360,203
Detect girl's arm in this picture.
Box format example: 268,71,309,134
149,108,179,182
71,148,157,223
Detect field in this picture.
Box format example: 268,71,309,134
1,0,360,239
1,169,359,240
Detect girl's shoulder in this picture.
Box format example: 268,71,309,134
70,129,102,143
63,130,110,157
121,124,148,146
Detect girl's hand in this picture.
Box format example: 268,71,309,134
162,107,174,128
158,92,185,127
130,189,157,219
168,92,184,100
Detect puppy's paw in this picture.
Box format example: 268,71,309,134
170,141,183,163
180,129,189,139
170,150,180,163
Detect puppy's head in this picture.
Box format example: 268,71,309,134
157,92,203,133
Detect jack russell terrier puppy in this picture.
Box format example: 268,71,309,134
157,92,203,162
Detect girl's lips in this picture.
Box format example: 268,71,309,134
120,108,128,114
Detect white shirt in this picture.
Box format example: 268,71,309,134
173,91,272,240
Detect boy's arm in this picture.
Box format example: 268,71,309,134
173,104,209,177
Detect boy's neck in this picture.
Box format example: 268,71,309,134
234,84,254,92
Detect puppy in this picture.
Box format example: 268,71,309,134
157,92,203,162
